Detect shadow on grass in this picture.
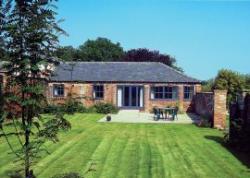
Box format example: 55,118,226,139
205,135,250,169
0,132,23,137
186,112,209,126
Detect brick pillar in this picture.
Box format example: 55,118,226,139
213,90,227,129
195,84,202,93
178,85,184,112
144,85,150,112
112,84,117,106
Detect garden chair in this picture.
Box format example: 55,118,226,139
153,108,160,121
164,109,170,120
172,107,179,120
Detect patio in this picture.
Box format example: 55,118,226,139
98,110,201,124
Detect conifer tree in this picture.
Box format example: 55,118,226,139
0,1,70,177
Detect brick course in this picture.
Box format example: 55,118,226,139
48,82,201,112
213,90,227,129
194,90,227,129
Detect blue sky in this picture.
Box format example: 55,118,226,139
56,0,250,80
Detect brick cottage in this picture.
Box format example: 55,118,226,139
1,61,228,128
46,62,201,112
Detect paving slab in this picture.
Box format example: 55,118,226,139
98,110,201,124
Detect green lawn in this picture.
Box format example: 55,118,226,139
0,113,249,178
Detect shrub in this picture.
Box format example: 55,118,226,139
43,102,118,114
86,106,97,113
43,104,63,114
94,103,118,114
43,102,86,114
197,116,212,128
64,100,86,114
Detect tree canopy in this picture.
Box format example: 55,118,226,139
0,0,70,177
213,69,244,104
123,48,174,65
77,37,124,61
54,45,78,61
122,48,183,72
243,74,250,90
54,38,183,71
201,79,214,92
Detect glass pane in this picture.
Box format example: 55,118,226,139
131,86,137,106
139,87,143,107
124,86,130,106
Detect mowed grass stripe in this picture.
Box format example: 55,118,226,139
150,125,177,178
137,124,151,178
182,126,244,178
84,124,122,178
159,127,182,178
157,126,188,178
35,114,103,177
37,125,102,177
181,126,239,178
115,124,141,178
173,127,213,178
145,125,165,178
170,126,201,178
181,126,231,178
92,124,131,178
178,126,217,177
1,113,250,178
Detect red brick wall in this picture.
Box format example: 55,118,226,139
194,92,214,119
213,90,227,129
47,82,200,113
144,84,200,112
47,83,117,107
195,90,227,129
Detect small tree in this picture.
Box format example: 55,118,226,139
201,79,214,92
243,74,250,90
0,1,71,178
213,69,244,105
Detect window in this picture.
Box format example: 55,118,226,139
154,86,164,99
165,87,173,99
93,85,104,99
53,84,64,97
184,86,194,100
151,86,178,100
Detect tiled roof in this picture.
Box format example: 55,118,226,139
50,62,200,83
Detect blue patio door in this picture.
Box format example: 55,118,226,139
118,86,144,108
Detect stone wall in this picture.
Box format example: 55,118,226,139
195,90,227,129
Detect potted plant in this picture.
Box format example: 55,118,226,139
106,114,111,122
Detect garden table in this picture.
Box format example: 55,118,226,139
155,107,176,120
